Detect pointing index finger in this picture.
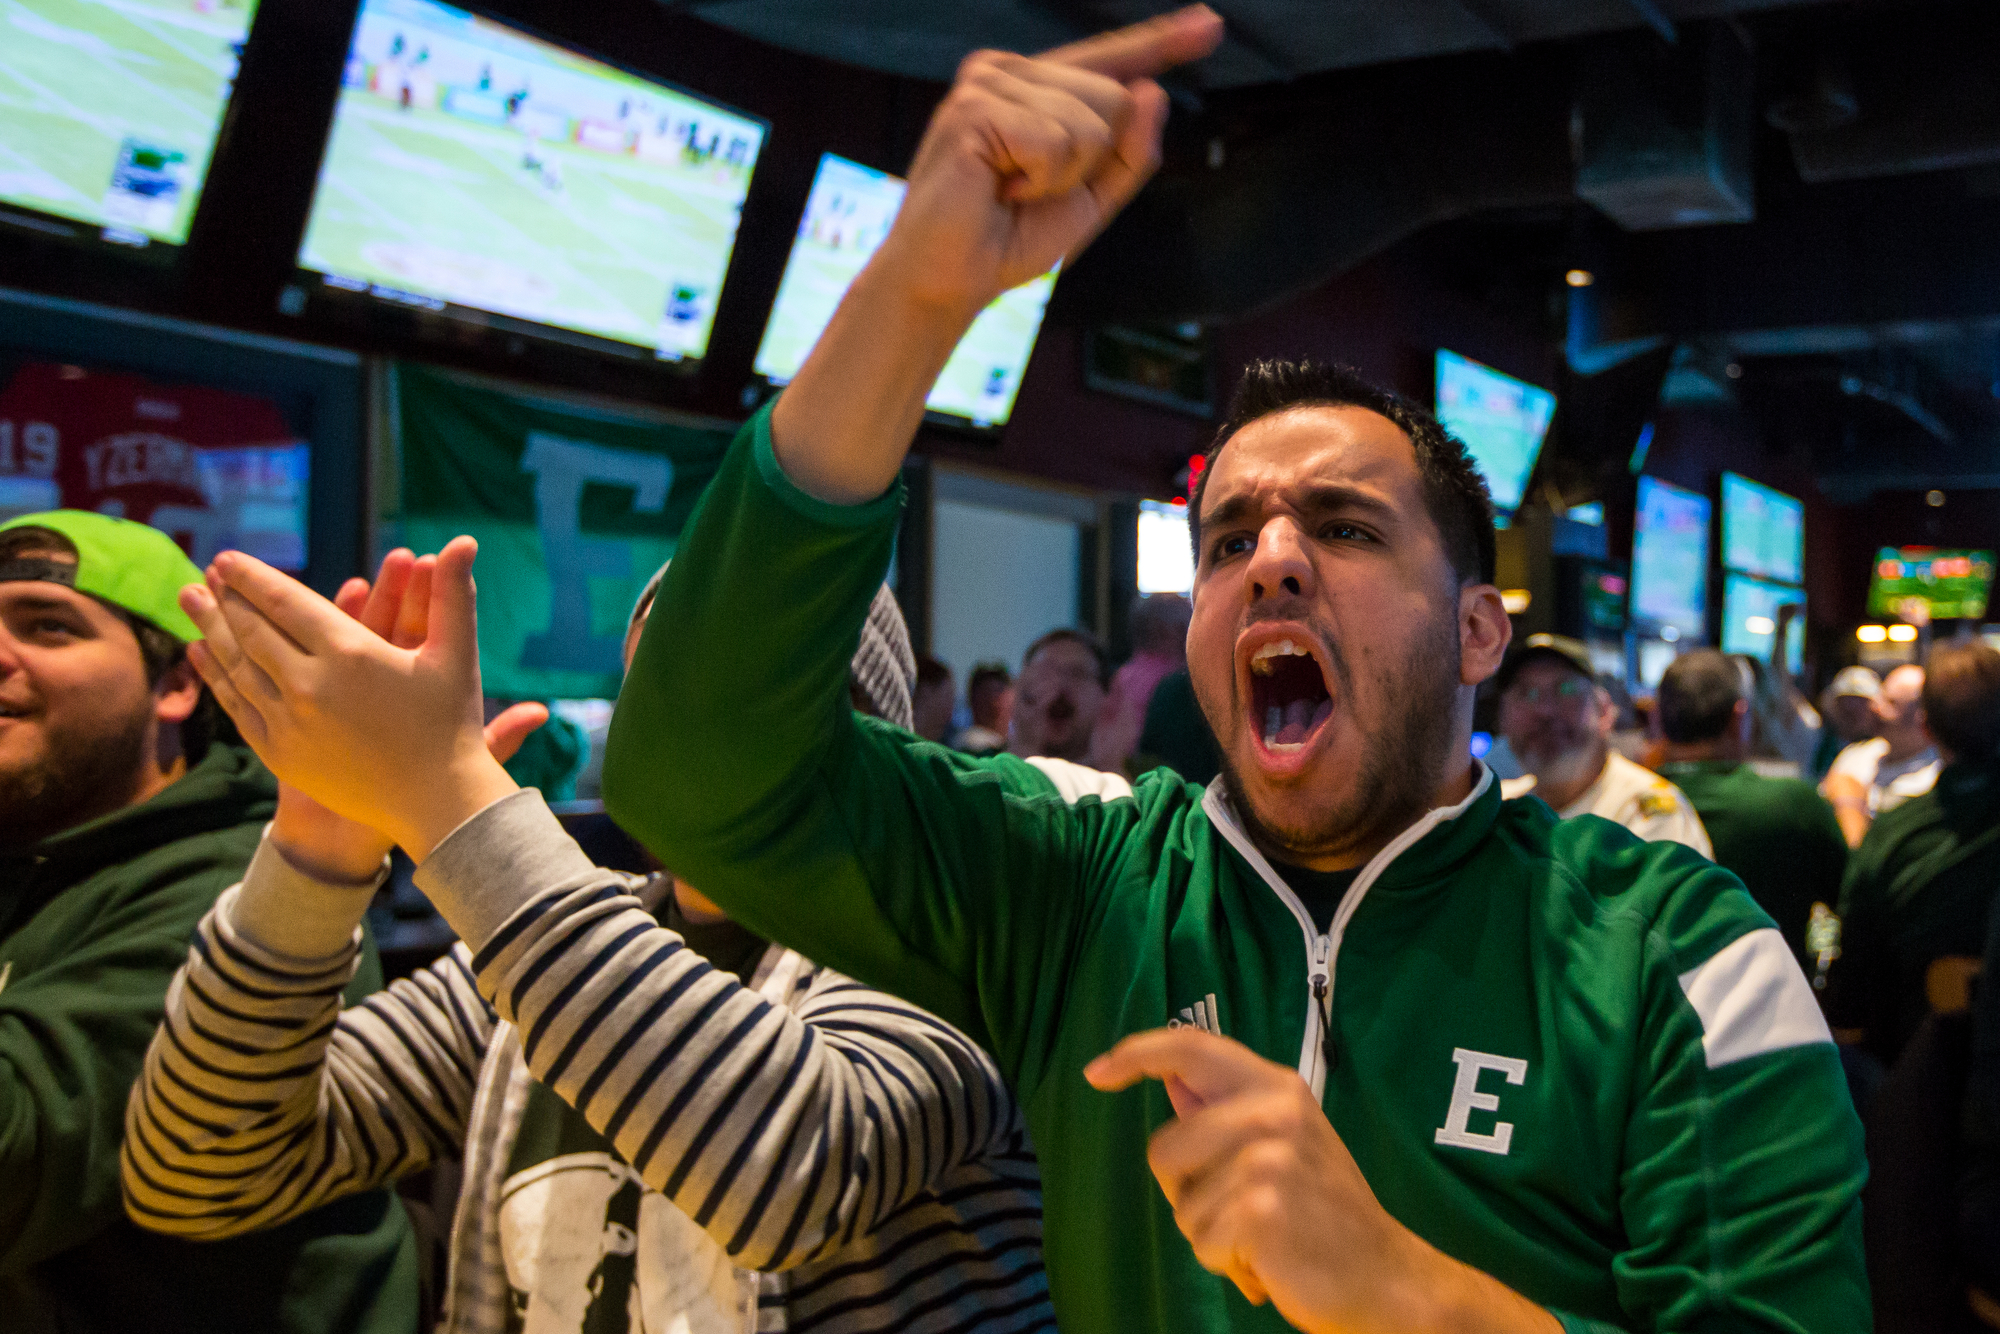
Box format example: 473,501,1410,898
1039,4,1223,81
1084,1026,1277,1104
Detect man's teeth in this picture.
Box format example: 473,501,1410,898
1262,698,1334,751
1249,638,1314,676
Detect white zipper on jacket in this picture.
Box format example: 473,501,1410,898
1200,764,1494,1101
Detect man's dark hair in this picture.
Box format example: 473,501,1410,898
915,655,952,690
0,525,227,762
1657,649,1745,744
1022,627,1109,687
1189,360,1497,587
1921,640,2000,761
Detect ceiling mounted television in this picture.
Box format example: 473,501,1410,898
1721,573,1805,674
752,153,1057,428
1631,475,1710,641
1433,350,1556,517
0,0,258,250
1868,547,1994,622
294,0,764,361
1720,472,1804,585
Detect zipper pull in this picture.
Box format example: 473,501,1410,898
1311,934,1336,1073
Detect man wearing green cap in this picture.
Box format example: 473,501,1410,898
0,511,418,1334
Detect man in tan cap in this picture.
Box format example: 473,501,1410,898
1496,634,1712,854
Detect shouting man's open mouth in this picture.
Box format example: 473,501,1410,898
1242,626,1335,774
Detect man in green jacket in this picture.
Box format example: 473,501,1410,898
0,511,417,1334
1653,649,1848,969
587,12,1867,1334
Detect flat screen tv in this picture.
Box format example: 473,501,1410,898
1630,475,1710,640
0,0,258,249
1867,547,1994,621
1721,573,1805,673
1136,499,1192,595
1433,350,1556,517
296,0,764,361
753,153,1057,428
1720,472,1804,584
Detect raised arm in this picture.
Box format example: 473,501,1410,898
599,14,1220,1049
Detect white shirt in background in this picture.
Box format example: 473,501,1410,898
1502,750,1715,858
1826,736,1942,815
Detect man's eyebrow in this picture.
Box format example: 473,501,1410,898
1200,482,1397,532
2,591,92,615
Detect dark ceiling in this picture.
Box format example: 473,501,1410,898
678,0,1821,88
678,0,2000,499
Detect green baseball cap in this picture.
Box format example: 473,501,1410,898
0,510,205,642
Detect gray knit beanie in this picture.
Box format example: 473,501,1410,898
630,562,915,730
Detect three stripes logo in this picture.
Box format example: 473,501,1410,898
1169,992,1222,1036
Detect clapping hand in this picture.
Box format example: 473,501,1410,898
181,538,541,867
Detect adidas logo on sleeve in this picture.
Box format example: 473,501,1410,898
1169,993,1222,1036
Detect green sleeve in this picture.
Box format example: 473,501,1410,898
1609,868,1870,1332
603,405,1123,1077
0,860,242,1273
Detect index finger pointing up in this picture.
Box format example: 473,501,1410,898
1039,5,1224,82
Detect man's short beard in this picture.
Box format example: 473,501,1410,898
1221,610,1463,866
0,708,153,853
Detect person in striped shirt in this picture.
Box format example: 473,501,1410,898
121,550,1053,1334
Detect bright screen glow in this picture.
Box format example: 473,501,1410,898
1434,350,1556,515
1867,547,1994,621
754,153,1056,427
1137,499,1193,595
0,0,257,246
1721,573,1805,672
1720,472,1804,584
1632,476,1710,639
299,0,763,359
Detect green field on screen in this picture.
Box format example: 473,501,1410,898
0,0,255,243
928,274,1056,423
300,91,749,352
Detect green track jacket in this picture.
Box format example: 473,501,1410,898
0,743,416,1334
604,408,1870,1334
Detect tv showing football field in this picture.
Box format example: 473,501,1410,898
1433,350,1556,517
1720,472,1804,584
0,0,257,247
753,153,1057,428
297,0,764,360
1631,475,1710,640
1868,547,1994,621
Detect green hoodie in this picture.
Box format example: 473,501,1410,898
0,743,417,1334
605,407,1869,1334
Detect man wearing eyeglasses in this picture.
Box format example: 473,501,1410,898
1497,634,1713,856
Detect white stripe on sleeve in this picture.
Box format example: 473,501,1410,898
1677,927,1832,1068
